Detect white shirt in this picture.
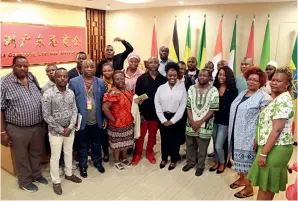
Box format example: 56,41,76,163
154,82,187,124
158,59,173,76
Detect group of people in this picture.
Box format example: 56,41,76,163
0,37,295,200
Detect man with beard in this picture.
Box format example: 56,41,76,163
132,56,167,165
42,68,82,195
96,37,133,77
182,69,219,177
68,52,87,81
158,46,173,76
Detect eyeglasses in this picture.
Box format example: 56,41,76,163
247,78,260,83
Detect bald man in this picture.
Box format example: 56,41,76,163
133,56,167,165
217,60,228,71
235,57,253,93
158,46,173,76
69,59,107,178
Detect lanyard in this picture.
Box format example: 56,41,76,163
84,80,94,95
76,68,81,76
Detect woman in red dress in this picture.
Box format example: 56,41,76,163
102,70,134,170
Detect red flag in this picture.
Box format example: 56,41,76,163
151,18,158,57
246,19,255,60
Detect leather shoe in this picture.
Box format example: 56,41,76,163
53,183,62,195
80,168,87,178
97,165,105,173
168,163,176,171
182,164,193,172
65,174,82,183
195,168,203,176
159,161,167,169
209,166,218,172
216,169,224,174
103,155,109,163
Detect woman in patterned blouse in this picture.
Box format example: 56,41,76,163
248,66,294,200
228,66,271,198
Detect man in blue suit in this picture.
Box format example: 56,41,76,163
69,59,107,178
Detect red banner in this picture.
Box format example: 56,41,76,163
1,23,86,67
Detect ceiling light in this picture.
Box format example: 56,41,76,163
178,1,184,5
17,0,22,2
106,4,111,10
114,0,154,4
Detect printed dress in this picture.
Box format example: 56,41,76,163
228,89,271,173
103,89,134,151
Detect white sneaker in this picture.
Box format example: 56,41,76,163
59,167,64,176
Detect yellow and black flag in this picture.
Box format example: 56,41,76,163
169,19,180,62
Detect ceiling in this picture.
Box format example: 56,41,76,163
33,0,295,10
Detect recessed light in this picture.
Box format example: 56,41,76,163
106,4,111,10
178,1,184,5
17,0,22,2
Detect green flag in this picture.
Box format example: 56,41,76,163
184,19,191,63
228,19,237,74
260,18,270,70
197,19,206,69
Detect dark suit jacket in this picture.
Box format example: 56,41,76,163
69,75,107,130
95,41,133,77
185,69,199,85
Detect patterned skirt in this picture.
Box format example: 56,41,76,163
107,123,134,152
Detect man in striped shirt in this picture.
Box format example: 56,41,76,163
1,56,48,192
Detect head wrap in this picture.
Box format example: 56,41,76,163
128,52,140,61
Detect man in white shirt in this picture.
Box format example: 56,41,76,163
158,46,173,76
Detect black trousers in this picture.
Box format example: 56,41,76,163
101,129,109,156
158,112,181,163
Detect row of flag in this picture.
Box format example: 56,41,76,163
150,16,297,137
150,16,273,72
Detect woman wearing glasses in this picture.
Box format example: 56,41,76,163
228,66,271,198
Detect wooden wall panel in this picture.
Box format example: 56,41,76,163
86,8,105,62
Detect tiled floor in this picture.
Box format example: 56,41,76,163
1,136,297,200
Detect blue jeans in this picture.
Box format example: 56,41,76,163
77,124,102,169
213,123,228,164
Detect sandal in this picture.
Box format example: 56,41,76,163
234,192,254,198
114,162,125,170
121,159,132,167
230,182,245,189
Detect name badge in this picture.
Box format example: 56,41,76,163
87,98,92,110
